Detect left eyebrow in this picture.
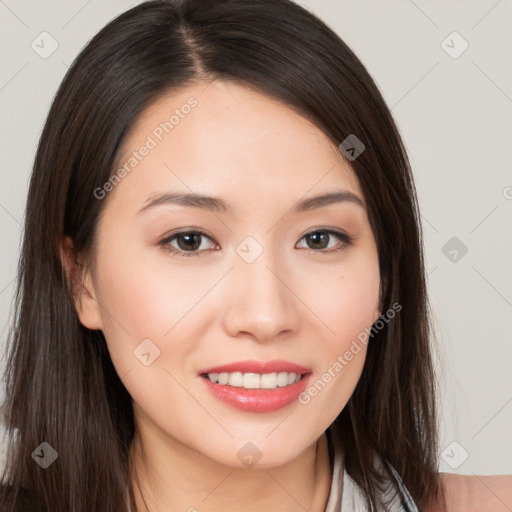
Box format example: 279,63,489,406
136,190,365,216
291,190,365,212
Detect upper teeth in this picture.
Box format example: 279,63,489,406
206,371,302,389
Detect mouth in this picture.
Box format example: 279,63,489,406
200,371,308,389
198,360,313,413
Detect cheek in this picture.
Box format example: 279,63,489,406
298,346,367,432
295,248,379,421
298,245,381,339
91,242,225,375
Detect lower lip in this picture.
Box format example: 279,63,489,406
201,374,312,413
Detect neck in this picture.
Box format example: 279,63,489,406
129,422,333,512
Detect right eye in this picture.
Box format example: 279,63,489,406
159,230,218,257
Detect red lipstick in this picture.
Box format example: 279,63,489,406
199,359,312,413
199,359,311,375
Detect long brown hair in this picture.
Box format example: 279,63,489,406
1,0,444,510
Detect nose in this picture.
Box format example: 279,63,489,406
221,244,302,344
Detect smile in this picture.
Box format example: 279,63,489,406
202,371,305,389
199,361,313,413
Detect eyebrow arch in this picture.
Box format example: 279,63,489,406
137,190,364,215
291,190,364,212
137,192,231,214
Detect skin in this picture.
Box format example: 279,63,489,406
68,80,381,511
431,474,512,512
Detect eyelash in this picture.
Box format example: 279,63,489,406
158,229,354,258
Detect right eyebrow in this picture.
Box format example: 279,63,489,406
137,192,232,215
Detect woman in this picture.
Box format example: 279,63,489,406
0,1,509,511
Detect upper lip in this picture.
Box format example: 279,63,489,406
199,359,312,375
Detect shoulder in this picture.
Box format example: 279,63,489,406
427,473,512,512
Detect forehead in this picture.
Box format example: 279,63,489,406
108,80,363,212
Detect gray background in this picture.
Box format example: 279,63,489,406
1,0,511,475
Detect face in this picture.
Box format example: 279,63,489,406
73,80,381,468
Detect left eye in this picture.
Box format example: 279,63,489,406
296,229,352,253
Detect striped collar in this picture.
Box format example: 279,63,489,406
325,432,419,512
